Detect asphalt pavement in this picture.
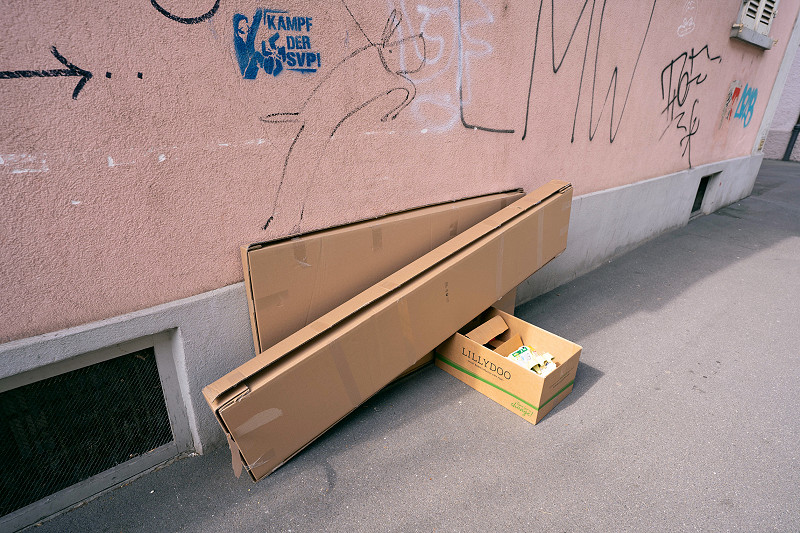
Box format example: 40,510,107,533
29,159,800,532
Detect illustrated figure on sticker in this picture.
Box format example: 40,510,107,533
234,9,321,79
260,6,427,234
234,11,284,78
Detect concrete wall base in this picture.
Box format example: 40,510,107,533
517,154,764,304
764,128,800,161
0,283,255,455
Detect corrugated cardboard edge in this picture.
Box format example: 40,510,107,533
226,433,244,478
241,245,261,354
203,181,570,408
244,189,524,252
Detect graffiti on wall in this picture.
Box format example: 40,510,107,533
395,0,658,143
676,0,697,37
257,0,663,230
2,0,755,232
521,0,657,143
234,9,321,78
260,6,426,231
720,80,742,124
388,0,501,133
150,0,220,24
726,83,758,127
0,46,93,100
456,0,513,134
659,45,721,167
1,0,221,99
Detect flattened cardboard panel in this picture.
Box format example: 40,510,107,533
206,182,569,401
244,191,525,354
395,287,517,381
206,181,572,480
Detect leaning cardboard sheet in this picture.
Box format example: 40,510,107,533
242,190,525,354
240,190,524,382
203,181,573,481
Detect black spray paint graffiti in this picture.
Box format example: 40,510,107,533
394,0,655,142
0,46,92,99
456,0,514,134
259,6,426,232
150,0,220,24
2,0,222,99
659,45,721,167
415,0,656,141
521,0,657,143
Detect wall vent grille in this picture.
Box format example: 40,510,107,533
0,347,173,517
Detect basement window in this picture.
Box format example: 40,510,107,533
691,174,712,217
0,332,192,531
730,0,780,50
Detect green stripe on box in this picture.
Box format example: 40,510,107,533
436,355,574,411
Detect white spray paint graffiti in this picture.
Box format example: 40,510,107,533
391,0,497,132
677,0,697,37
1,153,49,174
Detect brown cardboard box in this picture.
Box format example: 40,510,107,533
242,191,525,354
203,181,573,480
435,307,582,424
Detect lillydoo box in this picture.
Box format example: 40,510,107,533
204,181,573,480
436,307,581,424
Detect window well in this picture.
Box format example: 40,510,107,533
691,174,713,217
0,347,172,517
0,331,192,532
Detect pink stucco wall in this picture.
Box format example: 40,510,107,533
2,0,799,343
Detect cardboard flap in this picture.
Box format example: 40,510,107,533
495,334,523,357
465,315,508,345
226,433,244,478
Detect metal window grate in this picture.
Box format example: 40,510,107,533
0,347,173,517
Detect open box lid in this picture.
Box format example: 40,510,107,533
465,315,509,345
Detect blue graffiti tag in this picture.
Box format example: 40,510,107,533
733,83,757,127
234,9,320,79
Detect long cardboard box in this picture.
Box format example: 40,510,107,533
435,307,582,424
204,181,573,480
243,191,524,354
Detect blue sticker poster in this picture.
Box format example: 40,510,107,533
234,8,321,79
